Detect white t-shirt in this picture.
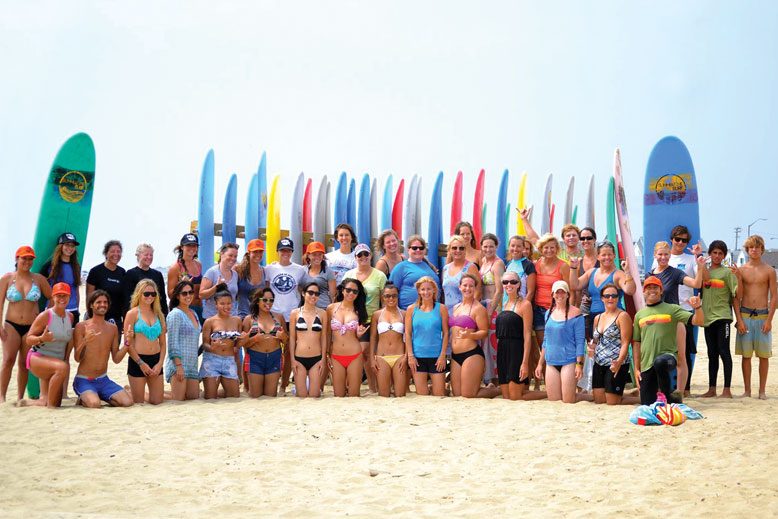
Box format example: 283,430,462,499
651,252,696,310
264,262,306,320
326,249,356,287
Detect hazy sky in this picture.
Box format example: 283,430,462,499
2,1,777,271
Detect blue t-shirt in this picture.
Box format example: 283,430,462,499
389,260,439,310
542,314,585,366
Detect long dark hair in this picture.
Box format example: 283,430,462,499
299,281,321,307
250,287,275,319
336,277,368,325
170,280,195,309
47,244,82,287
545,290,570,323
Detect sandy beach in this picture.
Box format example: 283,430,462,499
1,321,777,517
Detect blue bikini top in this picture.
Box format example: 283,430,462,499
6,278,41,303
134,313,162,341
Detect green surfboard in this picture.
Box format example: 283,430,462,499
29,133,96,398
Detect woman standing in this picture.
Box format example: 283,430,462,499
288,282,327,398
590,283,638,405
23,282,73,407
405,276,448,396
375,229,405,276
124,279,167,405
535,281,586,403
446,222,482,266
442,235,480,315
199,242,240,319
40,232,82,322
496,271,544,401
389,235,440,310
326,223,358,286
123,243,168,317
479,233,505,385
301,241,336,309
0,246,52,403
167,233,203,322
165,280,201,401
327,278,369,397
370,283,407,397
200,290,243,399
86,240,126,332
240,288,287,397
575,227,599,332
236,239,266,319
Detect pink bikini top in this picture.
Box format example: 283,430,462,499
331,304,359,335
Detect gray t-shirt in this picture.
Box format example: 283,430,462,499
202,266,239,318
301,267,335,309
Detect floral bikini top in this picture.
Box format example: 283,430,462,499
330,303,358,335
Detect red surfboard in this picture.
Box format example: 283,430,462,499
392,179,405,237
302,178,312,233
450,171,463,235
472,169,485,243
549,203,556,234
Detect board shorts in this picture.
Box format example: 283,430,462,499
73,374,125,402
735,307,772,358
199,351,239,380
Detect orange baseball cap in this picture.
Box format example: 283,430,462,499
643,276,663,289
52,282,71,296
15,245,35,258
306,241,326,254
247,239,265,252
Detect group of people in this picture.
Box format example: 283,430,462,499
1,217,774,408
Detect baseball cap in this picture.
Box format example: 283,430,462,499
247,239,265,252
551,280,570,294
57,233,80,246
15,246,35,258
52,282,71,297
180,233,199,246
643,276,663,289
354,243,371,255
277,238,294,251
306,241,326,254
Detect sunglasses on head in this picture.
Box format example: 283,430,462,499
409,245,425,251
580,236,594,241
502,279,519,285
343,287,359,295
143,291,157,298
356,252,370,258
673,236,690,243
261,297,275,304
305,290,320,296
180,290,194,296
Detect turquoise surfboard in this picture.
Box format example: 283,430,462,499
606,176,621,265
495,169,508,259
381,175,393,232
357,174,371,248
257,152,267,265
370,178,378,248
198,150,215,271
222,174,238,244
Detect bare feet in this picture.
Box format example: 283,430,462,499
16,398,45,407
741,391,751,398
719,388,733,399
700,388,717,398
683,390,692,398
759,393,768,400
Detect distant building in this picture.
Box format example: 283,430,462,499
733,249,778,268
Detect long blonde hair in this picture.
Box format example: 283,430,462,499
130,279,164,323
414,276,439,308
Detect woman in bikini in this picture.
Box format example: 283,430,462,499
288,282,327,398
375,229,405,276
446,222,482,266
167,233,204,322
405,276,448,396
327,278,369,397
165,280,202,401
442,235,480,315
201,289,244,399
240,287,287,397
370,283,407,397
479,233,505,385
0,246,52,403
590,283,639,405
124,279,167,404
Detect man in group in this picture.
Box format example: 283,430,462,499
632,276,705,405
733,235,776,399
72,290,134,408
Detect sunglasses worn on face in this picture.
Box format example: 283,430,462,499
180,290,194,296
343,287,359,295
673,237,690,243
602,294,619,299
383,293,398,299
356,252,370,258
450,246,465,251
409,245,425,251
502,279,519,285
306,290,320,296
580,236,594,241
143,291,157,298
261,298,275,304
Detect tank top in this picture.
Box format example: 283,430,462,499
593,312,628,366
442,262,471,313
534,259,563,309
34,310,72,360
496,303,524,341
587,268,624,314
237,271,265,318
411,303,443,358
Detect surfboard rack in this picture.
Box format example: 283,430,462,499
191,220,336,247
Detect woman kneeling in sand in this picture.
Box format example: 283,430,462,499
370,283,407,397
288,282,327,398
124,279,167,405
240,287,287,398
327,278,369,397
201,289,244,399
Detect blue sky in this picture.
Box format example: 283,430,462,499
2,1,777,270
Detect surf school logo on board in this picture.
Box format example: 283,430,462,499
271,273,296,294
653,174,688,204
56,170,88,203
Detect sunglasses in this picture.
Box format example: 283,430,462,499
383,293,398,299
180,290,194,296
673,237,690,243
502,279,519,285
305,290,320,296
143,291,157,298
580,236,595,241
343,287,359,295
602,293,620,300
450,246,465,251
261,298,275,304
356,252,370,258
409,245,425,251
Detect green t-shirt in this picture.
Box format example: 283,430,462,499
633,302,692,370
345,267,387,323
701,266,737,326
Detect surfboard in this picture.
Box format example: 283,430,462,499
564,177,575,225
257,152,268,265
549,203,556,234
222,174,238,244
428,172,444,273
516,171,528,235
324,179,332,249
572,205,578,225
334,172,348,227
29,132,96,398
451,171,463,235
614,149,645,309
290,172,305,263
347,178,357,231
586,174,595,231
481,204,487,239
198,150,215,271
392,179,405,238
495,169,508,258
245,173,259,243
541,174,553,234
314,175,328,245
404,175,418,245
266,175,281,263
302,178,313,235
473,169,485,242
381,175,393,232
413,175,422,238
357,174,371,247
606,176,621,266
643,136,701,274
370,178,378,249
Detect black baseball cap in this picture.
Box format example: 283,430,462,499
277,238,294,251
180,233,199,246
57,232,80,246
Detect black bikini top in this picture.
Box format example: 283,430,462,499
295,311,323,332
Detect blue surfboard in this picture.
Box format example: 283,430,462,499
198,150,215,270
347,178,357,232
381,175,393,232
357,173,371,248
428,172,444,274
290,172,305,264
222,174,238,244
334,172,348,227
257,152,267,265
245,173,259,243
495,169,508,259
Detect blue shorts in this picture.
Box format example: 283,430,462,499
247,348,282,375
532,305,549,331
73,374,125,403
199,352,239,380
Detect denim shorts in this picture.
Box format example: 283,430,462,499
532,305,549,331
199,352,239,380
247,348,282,375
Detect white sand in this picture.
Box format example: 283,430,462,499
1,322,777,516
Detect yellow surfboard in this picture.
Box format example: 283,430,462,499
516,171,527,235
266,175,281,263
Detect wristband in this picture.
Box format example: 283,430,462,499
576,361,584,367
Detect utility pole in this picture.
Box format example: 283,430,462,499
734,227,742,251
